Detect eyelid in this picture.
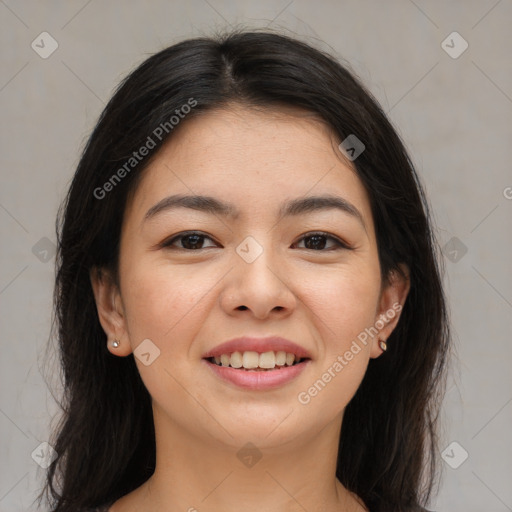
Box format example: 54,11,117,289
161,230,220,249
292,231,352,250
161,230,352,251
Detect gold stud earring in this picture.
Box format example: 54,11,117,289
378,338,387,352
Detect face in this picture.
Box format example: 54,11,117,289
92,105,408,451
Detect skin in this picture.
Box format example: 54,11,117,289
91,104,410,512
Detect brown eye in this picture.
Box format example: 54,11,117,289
293,232,350,251
163,232,218,250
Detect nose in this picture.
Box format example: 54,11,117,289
219,243,297,320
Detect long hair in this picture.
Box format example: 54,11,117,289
40,30,450,511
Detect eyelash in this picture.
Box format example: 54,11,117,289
161,230,352,252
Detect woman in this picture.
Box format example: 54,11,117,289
40,30,450,512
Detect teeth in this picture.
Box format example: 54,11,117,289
242,351,259,369
210,350,303,370
230,351,243,368
259,351,276,369
275,351,286,366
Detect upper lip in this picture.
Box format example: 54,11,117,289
202,336,312,359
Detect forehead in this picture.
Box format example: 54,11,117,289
123,105,374,230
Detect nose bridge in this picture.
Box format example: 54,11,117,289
220,233,296,317
235,233,284,288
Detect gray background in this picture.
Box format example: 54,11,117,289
1,1,511,510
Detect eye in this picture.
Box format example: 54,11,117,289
161,231,351,252
292,232,351,251
162,231,219,250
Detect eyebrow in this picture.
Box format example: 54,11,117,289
143,193,366,229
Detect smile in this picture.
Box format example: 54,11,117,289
207,350,305,370
203,351,311,390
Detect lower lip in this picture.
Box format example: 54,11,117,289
203,359,311,390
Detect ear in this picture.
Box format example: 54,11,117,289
90,266,132,356
369,263,410,359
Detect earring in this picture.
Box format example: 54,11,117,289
378,338,387,352
111,339,120,348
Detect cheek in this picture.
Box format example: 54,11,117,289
120,261,210,348
295,264,380,414
119,263,215,405
300,263,381,353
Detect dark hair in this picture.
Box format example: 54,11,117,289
40,29,450,512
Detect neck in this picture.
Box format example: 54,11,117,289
125,406,364,512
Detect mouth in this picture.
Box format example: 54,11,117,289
201,337,312,389
203,351,311,390
204,350,310,371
